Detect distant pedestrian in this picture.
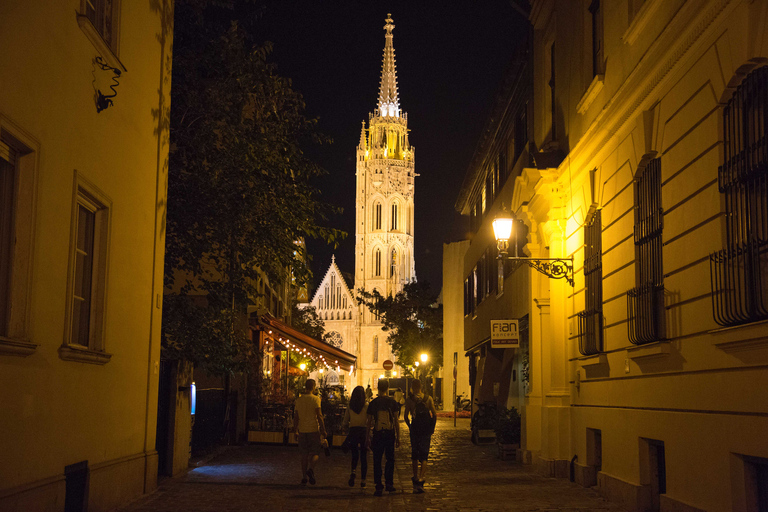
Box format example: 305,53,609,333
365,384,373,401
404,379,437,493
342,386,369,488
293,379,327,486
366,379,401,496
393,387,405,418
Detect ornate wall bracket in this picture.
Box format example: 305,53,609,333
500,255,574,286
93,56,122,113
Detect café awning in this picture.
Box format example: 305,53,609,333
257,313,356,370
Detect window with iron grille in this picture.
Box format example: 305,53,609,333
710,66,768,326
578,210,603,355
80,0,119,53
628,157,665,344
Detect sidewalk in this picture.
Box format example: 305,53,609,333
119,418,626,511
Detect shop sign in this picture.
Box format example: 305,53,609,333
490,319,519,348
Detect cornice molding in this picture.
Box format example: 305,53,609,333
560,0,734,182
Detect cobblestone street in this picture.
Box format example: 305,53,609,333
120,418,626,512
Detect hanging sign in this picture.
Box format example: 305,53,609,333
490,319,520,348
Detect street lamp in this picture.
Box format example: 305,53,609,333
420,353,428,363
492,206,574,286
414,361,420,367
299,362,306,371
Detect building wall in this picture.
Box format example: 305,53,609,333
441,241,470,409
0,1,171,510
530,0,768,510
453,0,768,510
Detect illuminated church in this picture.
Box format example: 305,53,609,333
307,14,416,389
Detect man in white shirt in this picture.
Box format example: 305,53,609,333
293,379,327,485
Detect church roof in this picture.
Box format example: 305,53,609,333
310,255,356,306
377,14,400,118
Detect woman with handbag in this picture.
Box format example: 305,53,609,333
342,385,369,487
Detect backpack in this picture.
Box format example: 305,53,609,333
410,395,434,435
372,398,395,432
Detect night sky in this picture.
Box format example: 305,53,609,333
252,1,528,292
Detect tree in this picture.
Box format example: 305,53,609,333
290,302,344,349
357,281,443,375
162,1,345,376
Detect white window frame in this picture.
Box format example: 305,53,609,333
60,171,112,365
0,117,39,357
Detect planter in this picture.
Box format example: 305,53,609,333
248,430,284,444
497,442,520,461
475,429,496,444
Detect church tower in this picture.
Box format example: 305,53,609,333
354,14,416,387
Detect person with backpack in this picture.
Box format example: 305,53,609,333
342,386,369,488
366,379,401,496
403,379,437,493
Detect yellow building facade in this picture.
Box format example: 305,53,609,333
453,0,768,510
0,1,172,510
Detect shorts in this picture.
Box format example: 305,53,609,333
298,431,322,456
410,434,431,461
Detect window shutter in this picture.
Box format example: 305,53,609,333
0,140,16,164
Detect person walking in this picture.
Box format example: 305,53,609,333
403,379,437,493
366,379,400,496
365,384,373,401
342,386,369,488
293,379,327,486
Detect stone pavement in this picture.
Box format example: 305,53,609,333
119,418,626,511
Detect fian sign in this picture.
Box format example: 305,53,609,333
490,319,520,348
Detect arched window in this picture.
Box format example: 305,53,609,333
407,205,411,235
373,335,378,363
374,248,382,277
390,247,398,278
318,295,323,309
374,202,382,230
330,275,336,309
391,201,398,230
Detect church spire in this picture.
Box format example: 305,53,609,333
359,121,367,148
377,14,400,118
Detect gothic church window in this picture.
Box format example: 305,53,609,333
373,335,378,363
391,201,398,230
375,248,382,276
374,202,382,230
390,248,398,278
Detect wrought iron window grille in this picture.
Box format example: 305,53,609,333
710,66,768,326
578,210,603,355
628,158,665,345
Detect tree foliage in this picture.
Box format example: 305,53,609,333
162,1,345,375
357,281,443,375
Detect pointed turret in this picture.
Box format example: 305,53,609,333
378,14,400,118
359,121,367,148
